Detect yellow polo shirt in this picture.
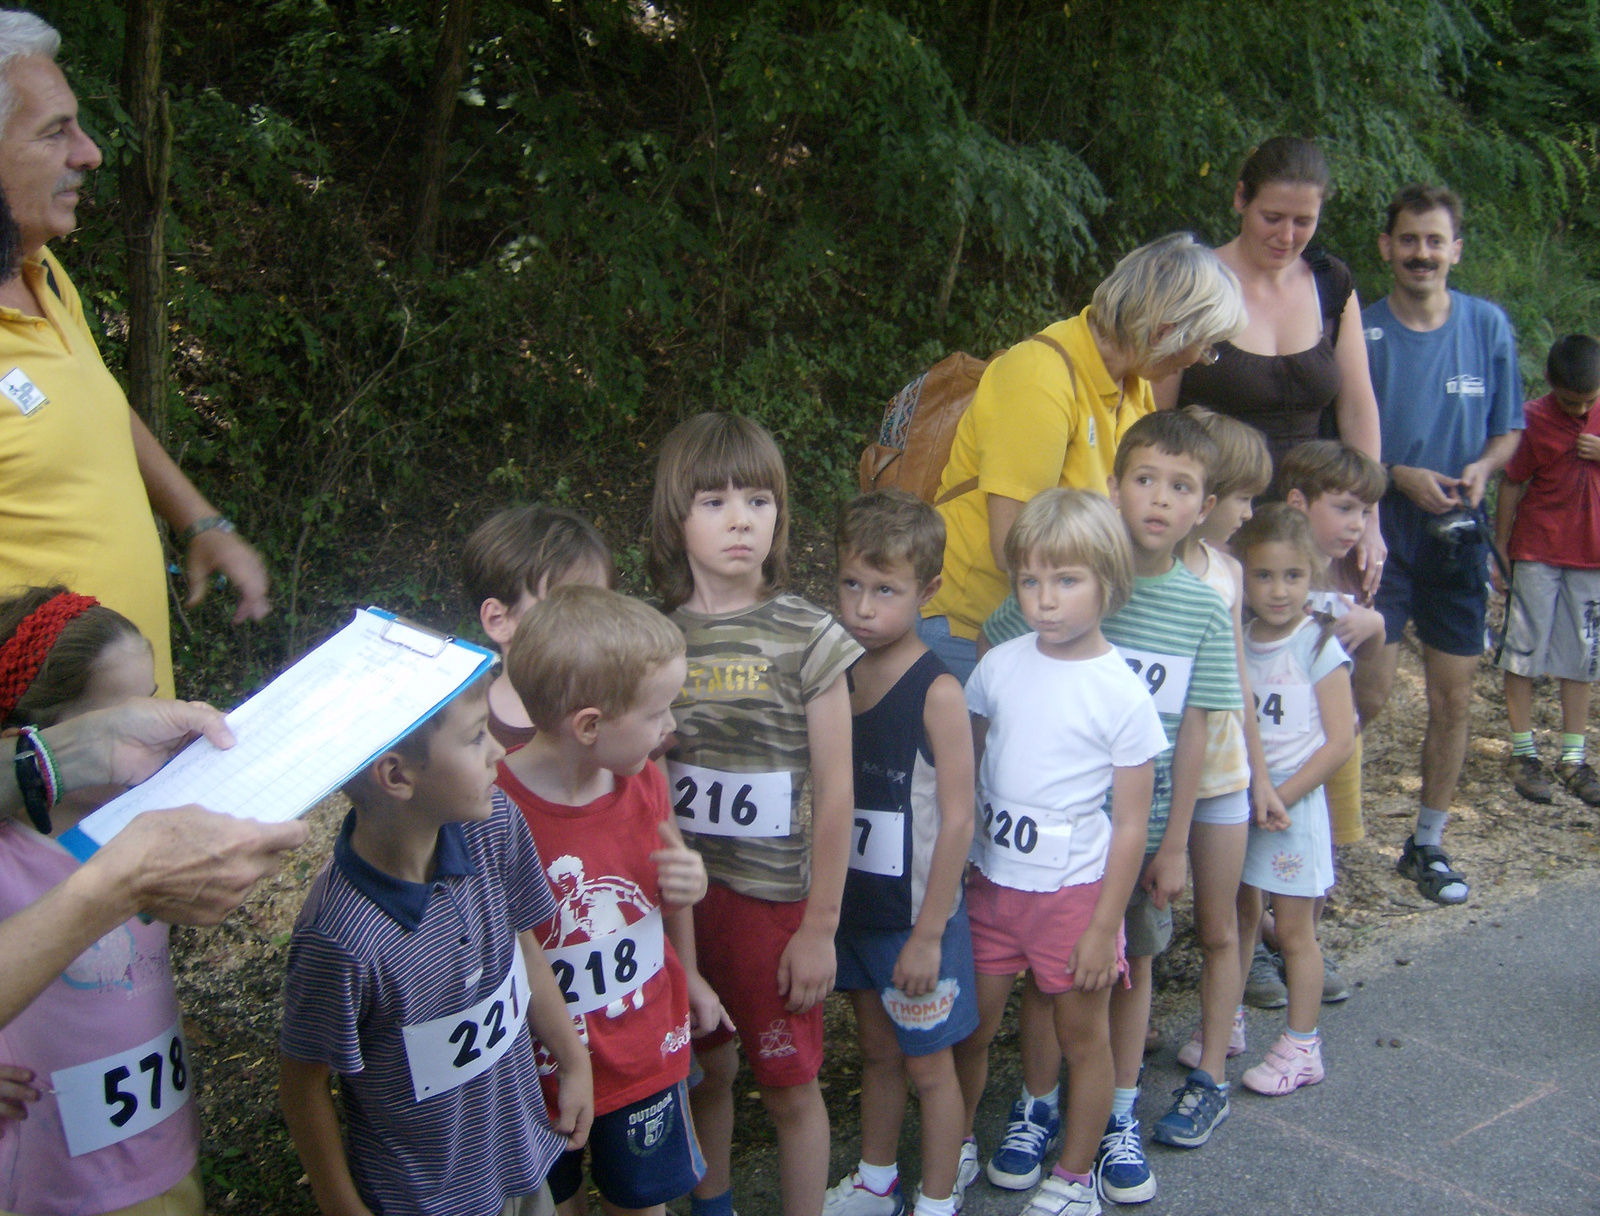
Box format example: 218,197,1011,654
0,250,172,694
923,308,1155,639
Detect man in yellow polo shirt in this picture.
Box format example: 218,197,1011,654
920,234,1247,683
0,13,269,696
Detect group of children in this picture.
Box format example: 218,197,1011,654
3,331,1598,1216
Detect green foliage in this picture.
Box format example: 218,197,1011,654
19,0,1600,706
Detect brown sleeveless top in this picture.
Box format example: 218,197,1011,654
1176,249,1353,470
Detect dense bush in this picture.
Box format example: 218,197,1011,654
27,0,1600,696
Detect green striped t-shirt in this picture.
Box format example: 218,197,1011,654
983,561,1241,851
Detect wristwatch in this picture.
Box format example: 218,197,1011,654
179,515,236,546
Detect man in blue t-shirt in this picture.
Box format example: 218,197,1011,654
1359,184,1524,907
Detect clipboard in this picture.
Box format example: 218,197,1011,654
59,608,497,861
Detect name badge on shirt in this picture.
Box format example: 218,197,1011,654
1118,648,1194,716
401,948,529,1102
51,1020,192,1157
849,808,905,876
0,367,47,415
1254,685,1313,737
546,907,665,1016
668,761,792,838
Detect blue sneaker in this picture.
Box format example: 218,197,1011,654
985,1097,1061,1189
1094,1112,1156,1204
1150,1069,1230,1148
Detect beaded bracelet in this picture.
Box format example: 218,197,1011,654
14,725,58,834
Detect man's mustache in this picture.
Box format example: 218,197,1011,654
1403,258,1439,272
54,171,84,194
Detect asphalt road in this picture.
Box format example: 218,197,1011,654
950,873,1600,1216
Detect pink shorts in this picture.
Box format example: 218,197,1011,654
966,871,1128,994
693,882,824,1088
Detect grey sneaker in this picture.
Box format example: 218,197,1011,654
953,1139,979,1211
1509,753,1554,804
1557,759,1600,807
1243,943,1287,1009
1322,956,1351,1003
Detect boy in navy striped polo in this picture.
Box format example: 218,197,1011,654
825,491,979,1216
278,677,594,1216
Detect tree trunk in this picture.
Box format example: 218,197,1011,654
121,0,171,443
411,0,477,258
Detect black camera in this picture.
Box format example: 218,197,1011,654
1425,510,1487,546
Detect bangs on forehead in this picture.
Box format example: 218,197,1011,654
686,430,786,496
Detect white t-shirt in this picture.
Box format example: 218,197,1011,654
1244,617,1351,780
1306,589,1352,619
965,635,1168,892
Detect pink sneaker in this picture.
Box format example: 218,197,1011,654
1175,1010,1247,1070
1241,1033,1324,1095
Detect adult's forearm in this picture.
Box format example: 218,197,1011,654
130,410,216,533
0,859,137,1026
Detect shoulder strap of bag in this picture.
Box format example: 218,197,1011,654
931,332,1081,507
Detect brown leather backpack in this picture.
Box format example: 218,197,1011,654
857,334,1077,505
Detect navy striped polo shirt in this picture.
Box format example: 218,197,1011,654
280,792,564,1216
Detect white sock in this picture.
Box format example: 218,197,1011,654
1022,1083,1060,1115
857,1161,897,1193
1111,1087,1138,1119
914,1192,958,1216
1413,806,1448,848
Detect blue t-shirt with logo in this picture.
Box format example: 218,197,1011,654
1362,291,1523,476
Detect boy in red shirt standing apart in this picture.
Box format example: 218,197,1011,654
1495,334,1600,807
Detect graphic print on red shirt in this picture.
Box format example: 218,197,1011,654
497,761,692,1116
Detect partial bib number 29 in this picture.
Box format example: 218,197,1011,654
668,762,791,838
51,1022,192,1158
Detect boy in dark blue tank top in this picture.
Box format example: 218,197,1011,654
824,491,979,1216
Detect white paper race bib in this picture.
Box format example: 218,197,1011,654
546,907,665,1016
0,367,47,416
849,808,905,876
1254,685,1313,737
402,949,529,1102
51,1021,191,1157
1306,590,1350,619
974,798,1072,871
669,762,792,837
1118,647,1194,716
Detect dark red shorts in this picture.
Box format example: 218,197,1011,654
693,882,825,1088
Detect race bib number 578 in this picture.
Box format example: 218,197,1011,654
51,1021,191,1157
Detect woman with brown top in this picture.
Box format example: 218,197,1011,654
1155,136,1387,590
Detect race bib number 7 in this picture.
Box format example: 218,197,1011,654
850,808,905,876
402,949,529,1101
1117,648,1194,717
51,1021,191,1157
547,907,666,1015
668,762,791,837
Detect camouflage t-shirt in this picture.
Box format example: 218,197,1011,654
667,594,863,902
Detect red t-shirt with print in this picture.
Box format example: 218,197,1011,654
497,761,691,1116
1503,393,1600,568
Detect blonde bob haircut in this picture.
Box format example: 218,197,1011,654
1182,406,1273,499
507,584,686,731
650,412,790,613
1089,232,1247,371
1004,488,1135,617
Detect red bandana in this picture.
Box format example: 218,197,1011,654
0,592,98,722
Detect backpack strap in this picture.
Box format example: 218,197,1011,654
931,332,1080,508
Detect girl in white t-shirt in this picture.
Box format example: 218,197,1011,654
953,490,1167,1216
1233,507,1356,1097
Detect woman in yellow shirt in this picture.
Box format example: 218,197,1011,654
920,233,1247,681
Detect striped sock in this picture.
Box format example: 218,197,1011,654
1562,733,1586,766
1511,731,1537,758
1286,1026,1319,1047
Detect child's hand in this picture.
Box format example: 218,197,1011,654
0,1065,39,1121
891,930,943,998
1141,846,1187,911
1252,778,1290,832
1577,433,1600,462
1334,605,1386,652
686,970,735,1038
1067,925,1120,992
550,1059,595,1151
776,924,836,1013
651,822,708,909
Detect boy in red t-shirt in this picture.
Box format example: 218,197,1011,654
1494,334,1600,807
497,584,731,1216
